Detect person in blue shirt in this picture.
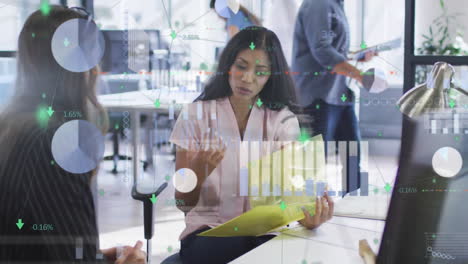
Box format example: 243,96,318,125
210,0,261,38
291,0,376,195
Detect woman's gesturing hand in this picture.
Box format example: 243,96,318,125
191,131,227,169
298,192,334,230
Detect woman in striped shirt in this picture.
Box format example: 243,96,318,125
0,6,145,264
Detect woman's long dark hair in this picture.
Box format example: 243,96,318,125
0,5,108,130
196,26,297,111
0,6,108,177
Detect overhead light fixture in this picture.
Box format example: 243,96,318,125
397,62,468,118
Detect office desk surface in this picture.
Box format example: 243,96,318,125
98,90,201,112
231,216,384,264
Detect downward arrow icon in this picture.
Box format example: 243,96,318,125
149,194,157,204
47,107,54,117
16,219,24,230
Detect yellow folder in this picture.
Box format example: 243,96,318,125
197,202,315,237
198,135,325,237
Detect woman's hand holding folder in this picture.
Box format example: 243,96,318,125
298,192,334,230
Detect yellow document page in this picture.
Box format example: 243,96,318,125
198,202,315,237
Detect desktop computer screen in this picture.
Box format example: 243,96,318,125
378,114,468,263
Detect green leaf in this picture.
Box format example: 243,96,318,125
439,36,446,46
437,26,444,34
440,0,445,9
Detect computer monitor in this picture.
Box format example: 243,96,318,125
377,114,468,263
100,30,163,74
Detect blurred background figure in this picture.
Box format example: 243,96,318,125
292,0,377,195
210,0,262,39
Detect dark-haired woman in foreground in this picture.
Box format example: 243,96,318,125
170,26,334,264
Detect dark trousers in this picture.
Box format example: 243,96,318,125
302,99,361,195
180,227,275,264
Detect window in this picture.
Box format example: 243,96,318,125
415,0,468,56
94,0,225,71
356,0,405,86
0,0,61,51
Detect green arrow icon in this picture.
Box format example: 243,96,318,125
449,99,456,108
149,194,157,204
63,37,70,47
40,1,51,16
360,41,367,49
249,42,256,50
154,99,161,108
341,94,347,102
47,106,54,117
170,30,177,40
280,201,287,211
298,129,311,143
256,98,263,107
16,219,24,230
384,183,392,193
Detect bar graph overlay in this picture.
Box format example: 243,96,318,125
238,140,370,197
425,109,468,134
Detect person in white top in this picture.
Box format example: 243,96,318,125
170,26,334,264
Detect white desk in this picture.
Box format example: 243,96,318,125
231,216,384,264
99,90,200,112
99,90,386,264
98,90,200,182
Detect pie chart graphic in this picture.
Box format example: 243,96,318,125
51,18,105,72
173,168,197,193
432,147,463,178
51,120,105,174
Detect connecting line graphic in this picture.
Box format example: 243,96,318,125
153,35,211,103
0,3,11,9
99,2,218,118
103,1,219,181
370,155,396,194
110,0,123,9
276,173,389,262
196,38,226,44
374,55,404,74
152,7,216,104
282,231,358,252
44,79,60,119
367,155,395,245
173,36,212,67
175,9,213,35
160,0,172,29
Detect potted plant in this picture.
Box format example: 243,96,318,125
416,0,468,84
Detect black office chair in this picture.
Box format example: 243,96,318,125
100,78,150,174
102,115,149,174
